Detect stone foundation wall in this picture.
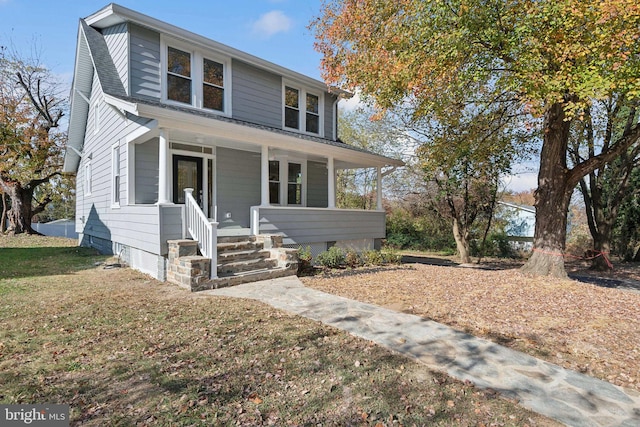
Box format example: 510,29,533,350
167,240,211,289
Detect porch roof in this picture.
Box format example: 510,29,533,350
104,93,405,169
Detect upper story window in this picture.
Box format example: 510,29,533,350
163,38,230,114
305,94,319,134
167,47,192,104
283,83,323,136
203,58,224,111
284,86,300,130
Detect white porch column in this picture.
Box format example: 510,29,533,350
261,145,270,206
327,156,336,208
157,128,171,204
376,167,383,210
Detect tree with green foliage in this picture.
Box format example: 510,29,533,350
0,48,66,234
336,107,406,209
612,166,640,261
569,97,640,270
313,0,640,277
409,88,531,263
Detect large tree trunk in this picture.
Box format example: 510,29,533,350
452,217,471,264
521,102,573,278
1,192,7,233
591,230,613,270
4,183,37,235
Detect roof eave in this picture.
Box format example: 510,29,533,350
84,3,350,97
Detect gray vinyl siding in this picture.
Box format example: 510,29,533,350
307,161,328,208
324,92,337,140
102,23,129,94
216,147,261,229
255,207,385,245
231,59,282,127
130,24,161,100
135,138,159,204
77,70,166,256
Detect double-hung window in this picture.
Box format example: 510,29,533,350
284,86,300,130
167,47,192,104
268,161,280,204
287,163,302,205
283,83,322,135
164,40,229,114
305,94,319,134
203,58,224,112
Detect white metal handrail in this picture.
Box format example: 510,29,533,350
184,188,218,279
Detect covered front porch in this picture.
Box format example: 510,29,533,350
120,101,402,282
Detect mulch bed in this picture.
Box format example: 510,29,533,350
301,256,640,393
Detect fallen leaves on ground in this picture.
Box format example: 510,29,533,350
302,260,640,393
0,236,560,426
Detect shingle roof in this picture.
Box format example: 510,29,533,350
80,20,126,98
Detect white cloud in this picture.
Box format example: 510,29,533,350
338,91,362,112
251,10,292,38
501,172,538,193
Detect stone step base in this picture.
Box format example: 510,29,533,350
191,267,297,292
167,236,299,292
217,257,278,275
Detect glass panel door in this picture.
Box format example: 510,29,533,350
173,155,203,206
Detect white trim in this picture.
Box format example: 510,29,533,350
125,119,158,144
168,142,215,212
157,129,171,204
160,35,232,116
261,146,270,206
74,88,91,104
127,141,135,205
327,156,335,208
131,101,403,168
282,80,324,137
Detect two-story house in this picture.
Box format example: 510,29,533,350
63,3,403,288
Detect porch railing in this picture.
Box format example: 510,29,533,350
184,188,218,279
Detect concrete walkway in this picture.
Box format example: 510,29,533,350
204,276,640,427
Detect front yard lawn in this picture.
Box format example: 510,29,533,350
0,235,558,426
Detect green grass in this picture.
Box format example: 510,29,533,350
0,235,558,426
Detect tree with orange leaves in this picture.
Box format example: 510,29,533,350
313,0,640,277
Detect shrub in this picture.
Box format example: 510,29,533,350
362,249,384,266
381,248,402,264
344,250,361,268
316,246,345,269
297,246,313,274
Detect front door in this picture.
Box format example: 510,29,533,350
173,155,203,207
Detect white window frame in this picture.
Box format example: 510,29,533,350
282,81,324,137
270,157,307,206
286,161,304,206
111,142,121,208
160,36,232,116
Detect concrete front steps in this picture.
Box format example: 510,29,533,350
167,235,298,292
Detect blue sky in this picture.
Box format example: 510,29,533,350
0,0,325,83
0,0,538,192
